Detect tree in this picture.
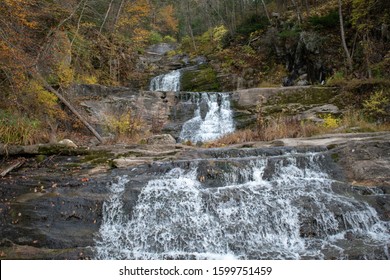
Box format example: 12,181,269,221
153,4,178,36
338,0,353,71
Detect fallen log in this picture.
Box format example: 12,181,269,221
31,69,104,143
0,158,26,177
0,143,89,157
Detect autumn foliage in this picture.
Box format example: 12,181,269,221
0,0,180,144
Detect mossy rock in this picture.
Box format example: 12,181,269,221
37,145,89,156
181,65,221,92
265,87,340,106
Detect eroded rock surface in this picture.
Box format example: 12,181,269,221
0,132,389,259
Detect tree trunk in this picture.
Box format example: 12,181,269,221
338,0,353,71
32,69,104,143
70,0,88,49
291,0,302,24
363,33,373,78
184,0,197,51
261,0,272,24
100,0,115,33
113,0,127,31
304,0,310,17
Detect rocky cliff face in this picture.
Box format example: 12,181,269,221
232,86,342,128
68,84,344,141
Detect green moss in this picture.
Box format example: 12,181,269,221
35,155,46,163
308,10,339,30
266,87,340,106
65,163,82,168
81,151,114,165
37,145,88,156
120,151,146,158
331,153,340,162
181,66,221,92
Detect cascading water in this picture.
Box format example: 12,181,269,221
94,151,390,260
149,68,235,141
149,70,181,91
179,92,235,143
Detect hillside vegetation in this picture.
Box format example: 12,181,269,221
1,0,389,145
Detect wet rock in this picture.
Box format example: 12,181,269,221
113,158,152,168
336,140,390,188
1,133,389,259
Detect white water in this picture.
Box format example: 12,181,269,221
179,93,235,143
149,70,181,91
95,153,390,260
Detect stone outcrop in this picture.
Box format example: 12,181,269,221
0,132,389,259
68,84,345,140
146,134,176,145
231,86,342,128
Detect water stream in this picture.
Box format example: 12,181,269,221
95,151,390,260
179,92,235,143
95,70,390,260
150,69,235,142
149,70,181,92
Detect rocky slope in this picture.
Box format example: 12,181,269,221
0,132,389,259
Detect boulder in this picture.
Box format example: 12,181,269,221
300,104,340,122
58,139,78,148
146,134,176,145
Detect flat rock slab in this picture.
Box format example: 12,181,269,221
1,132,389,259
113,158,152,168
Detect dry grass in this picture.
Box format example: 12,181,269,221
259,116,320,141
205,111,390,147
0,110,47,145
104,111,150,144
203,129,258,147
339,110,390,133
206,116,321,147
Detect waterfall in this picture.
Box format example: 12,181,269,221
179,92,235,143
149,70,181,91
94,152,390,260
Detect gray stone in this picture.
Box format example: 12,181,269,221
146,134,176,145
58,139,78,148
113,158,152,168
1,132,390,259
145,43,177,56
300,104,340,122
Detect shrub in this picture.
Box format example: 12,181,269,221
236,15,268,37
105,111,145,142
163,35,177,43
149,31,163,44
363,90,390,122
0,110,41,145
308,10,339,30
322,114,340,129
47,61,74,88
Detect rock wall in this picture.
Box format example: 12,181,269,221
232,86,342,128
69,84,176,136
68,84,343,140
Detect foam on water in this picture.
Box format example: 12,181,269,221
179,92,235,143
149,70,181,91
95,153,390,260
